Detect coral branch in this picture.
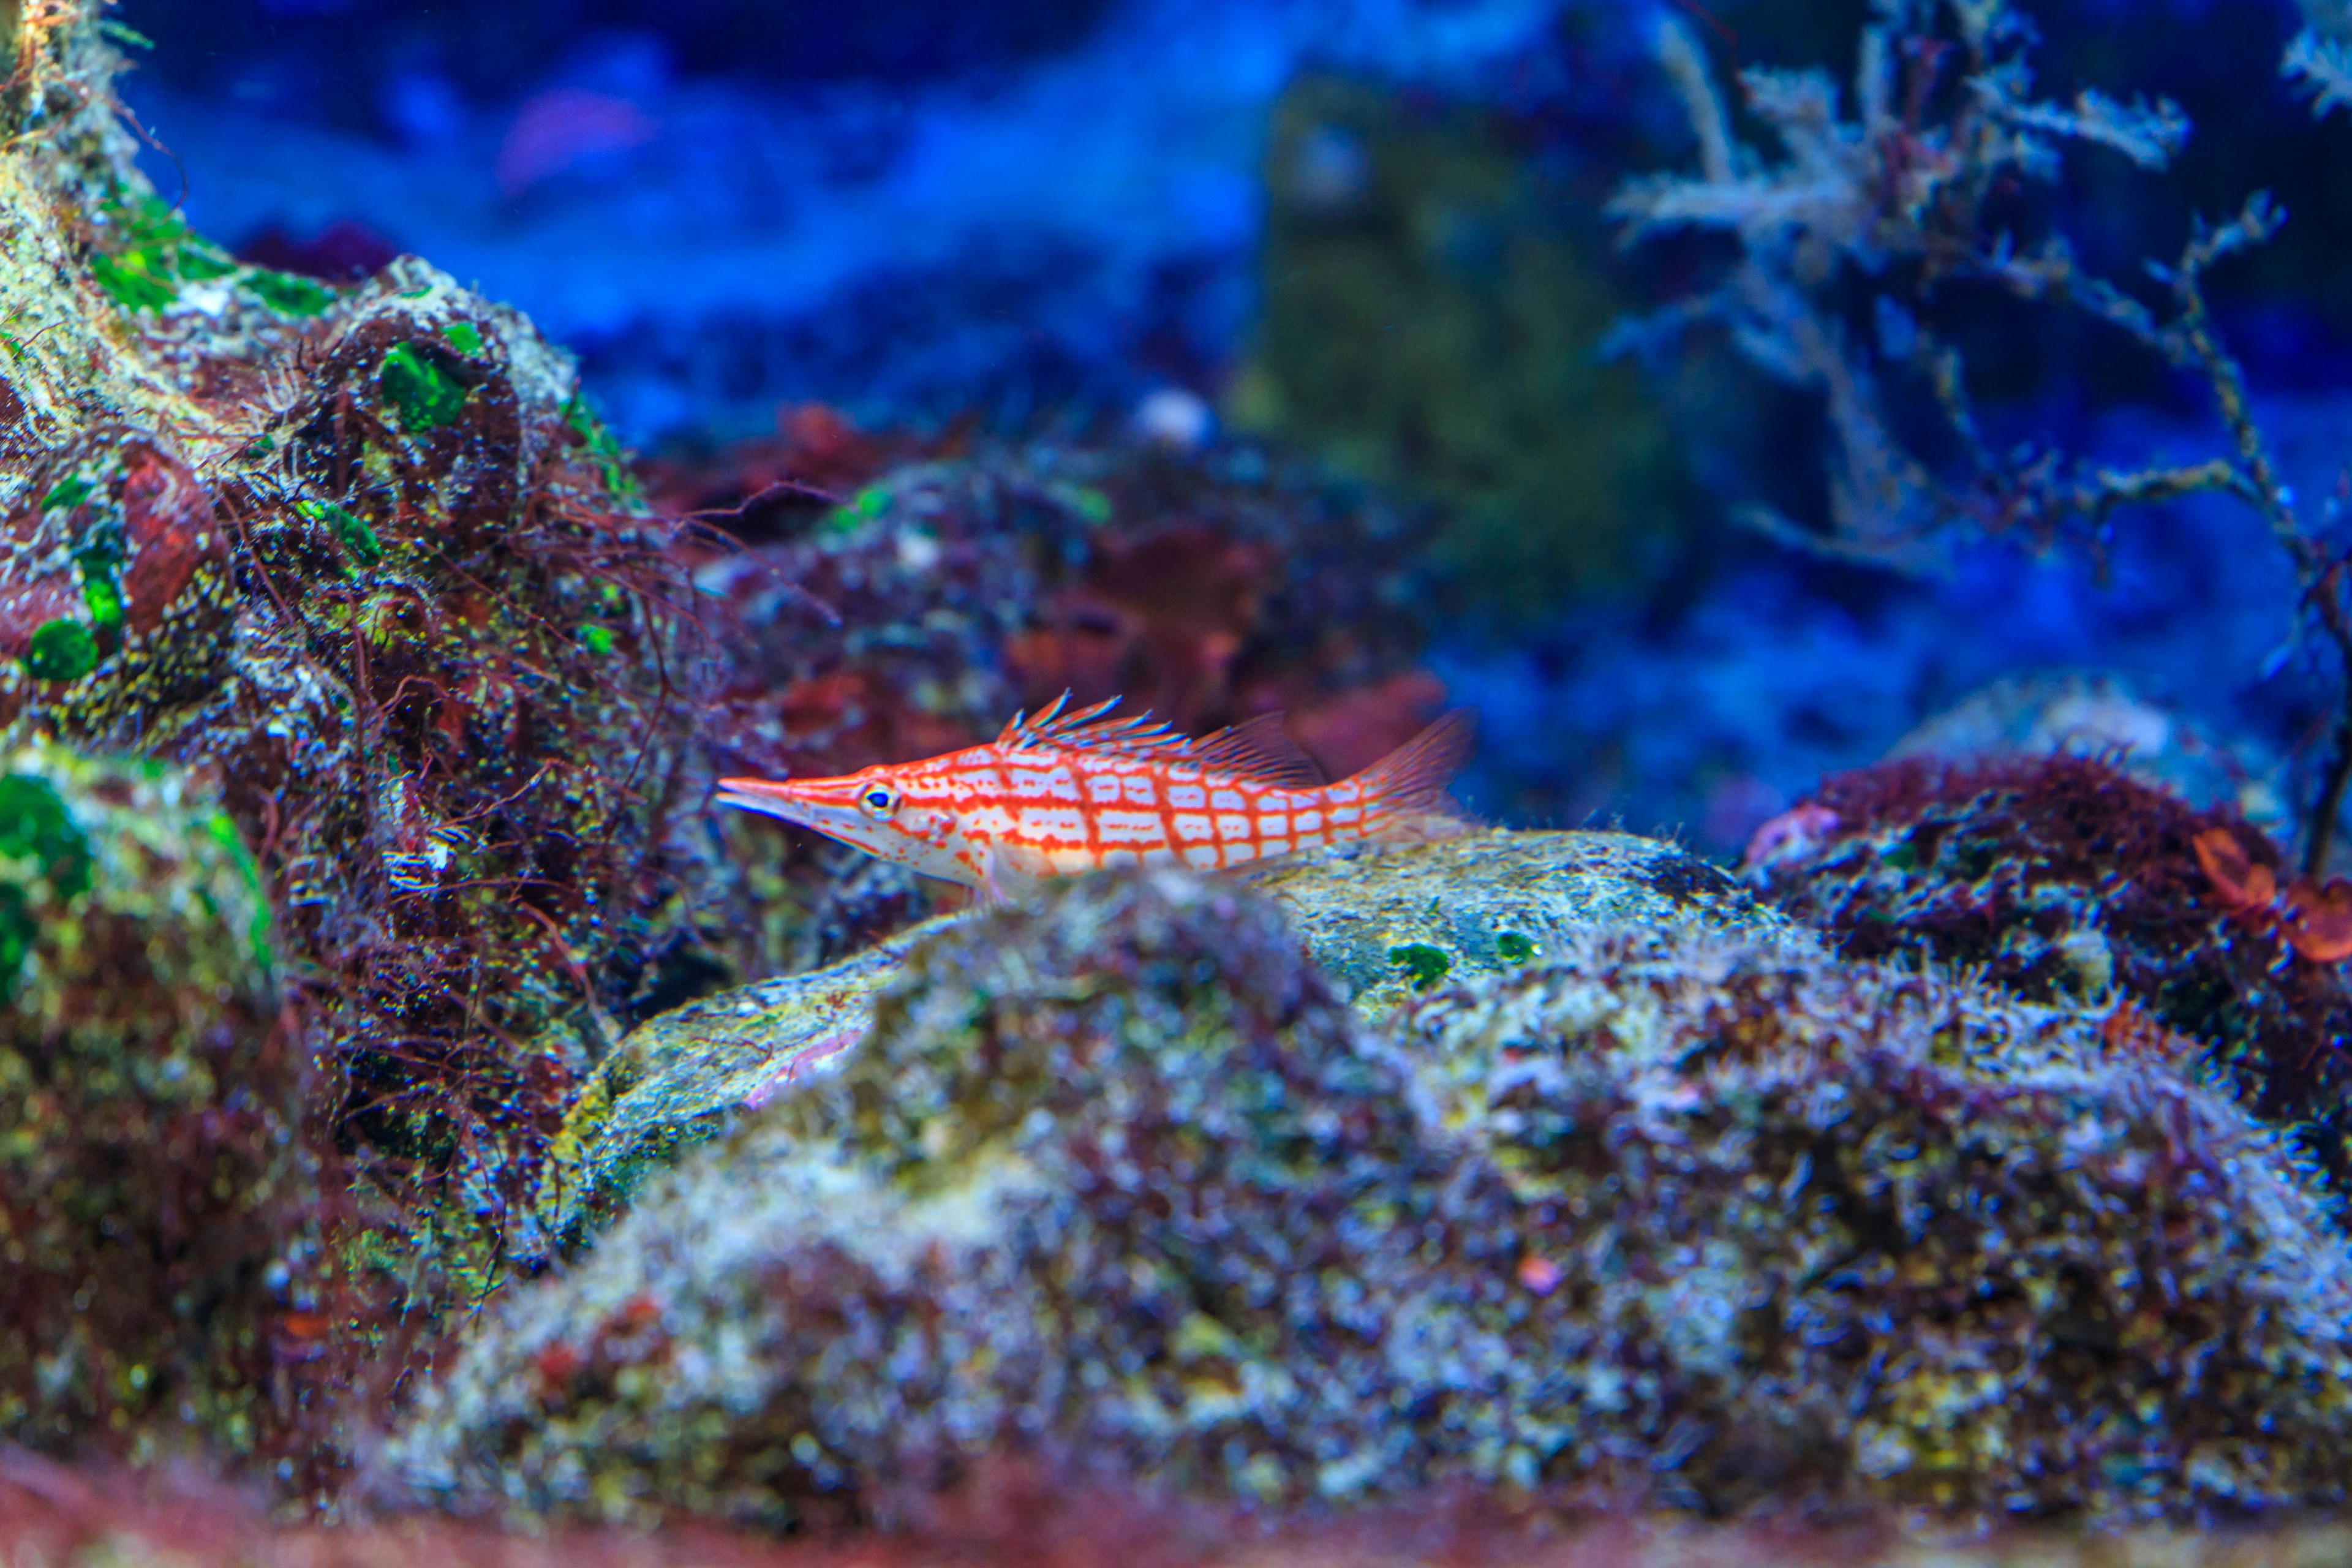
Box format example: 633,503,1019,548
1616,0,2352,870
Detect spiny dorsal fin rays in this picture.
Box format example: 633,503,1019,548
1190,712,1327,789
995,695,1332,788
997,693,1188,758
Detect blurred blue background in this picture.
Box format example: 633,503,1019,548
116,0,2352,853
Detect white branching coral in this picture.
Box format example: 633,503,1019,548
1608,0,2199,569
1613,0,2352,875
2288,1,2352,118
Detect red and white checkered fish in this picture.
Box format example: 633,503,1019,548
717,695,1475,901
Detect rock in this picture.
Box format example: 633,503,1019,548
0,742,315,1462
1398,933,2352,1518
1745,751,2352,1212
539,827,1797,1249
1243,827,1798,1014
0,0,760,1293
398,869,2352,1529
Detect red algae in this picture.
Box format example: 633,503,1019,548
1751,752,2352,1208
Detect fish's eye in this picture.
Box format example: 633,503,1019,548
862,786,898,815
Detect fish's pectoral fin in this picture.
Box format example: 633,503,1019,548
978,843,1052,907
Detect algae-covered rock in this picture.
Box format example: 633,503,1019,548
1244,827,1797,1014
540,827,1796,1249
400,869,1404,1526
0,0,760,1295
399,869,2352,1528
1398,935,2352,1518
1747,753,2352,1213
0,742,314,1461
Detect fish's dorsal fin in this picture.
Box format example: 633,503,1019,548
1190,712,1327,789
994,695,1328,785
997,693,1192,760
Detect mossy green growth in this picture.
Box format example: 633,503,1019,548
443,321,486,356
1387,941,1451,990
86,192,239,314
1494,930,1537,963
70,519,126,638
242,268,335,317
380,342,469,432
40,475,91,513
89,251,175,312
562,393,645,506
0,772,93,899
0,773,89,1004
78,571,123,633
23,619,97,682
821,483,893,537
297,498,385,567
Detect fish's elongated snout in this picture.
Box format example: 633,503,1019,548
715,775,892,851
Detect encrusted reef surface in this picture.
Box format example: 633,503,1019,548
0,744,315,1463
540,828,1794,1248
398,859,2352,1529
1747,753,2352,1213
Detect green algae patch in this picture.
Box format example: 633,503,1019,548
40,475,91,513
562,393,645,507
0,772,91,899
88,250,176,312
443,320,486,356
86,193,239,314
296,497,384,567
243,268,336,317
23,618,97,681
380,341,469,431
1387,941,1450,990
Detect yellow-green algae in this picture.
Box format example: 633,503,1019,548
396,870,2352,1529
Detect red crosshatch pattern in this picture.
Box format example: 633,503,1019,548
717,695,1474,899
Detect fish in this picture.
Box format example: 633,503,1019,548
716,694,1476,901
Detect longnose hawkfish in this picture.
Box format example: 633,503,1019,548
717,695,1476,901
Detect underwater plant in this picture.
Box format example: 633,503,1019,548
1613,0,2352,875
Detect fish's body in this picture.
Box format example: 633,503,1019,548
717,696,1474,899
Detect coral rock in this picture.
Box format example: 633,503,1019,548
538,827,1798,1250
398,867,2352,1528
0,742,314,1462
1748,753,2352,1208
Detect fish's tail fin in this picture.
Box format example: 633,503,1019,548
1354,709,1477,840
